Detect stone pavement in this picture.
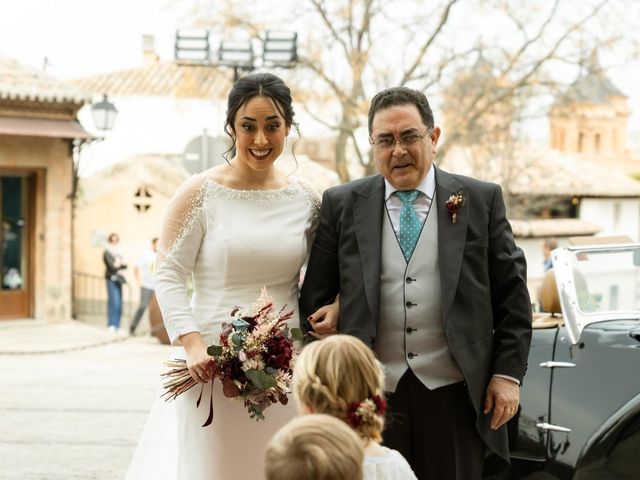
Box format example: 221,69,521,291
0,320,171,479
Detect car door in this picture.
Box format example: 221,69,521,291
545,321,640,478
508,326,557,467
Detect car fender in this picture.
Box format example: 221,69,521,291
576,391,640,470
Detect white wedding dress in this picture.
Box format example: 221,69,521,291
126,174,319,480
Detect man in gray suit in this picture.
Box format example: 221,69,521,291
300,87,532,479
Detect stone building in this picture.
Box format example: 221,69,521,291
549,52,639,175
0,56,91,320
73,154,188,290
442,54,640,307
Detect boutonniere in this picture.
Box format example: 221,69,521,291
445,191,465,224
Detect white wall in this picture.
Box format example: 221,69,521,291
579,198,640,241
77,96,226,176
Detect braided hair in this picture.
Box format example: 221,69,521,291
293,335,386,442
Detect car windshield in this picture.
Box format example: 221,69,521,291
569,246,640,315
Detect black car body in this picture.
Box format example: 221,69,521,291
508,243,640,479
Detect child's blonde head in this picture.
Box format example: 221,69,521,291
293,334,386,441
264,414,364,480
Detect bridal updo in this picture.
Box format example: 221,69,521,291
223,72,300,162
293,335,387,442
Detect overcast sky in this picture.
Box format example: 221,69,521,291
0,0,178,79
1,0,638,134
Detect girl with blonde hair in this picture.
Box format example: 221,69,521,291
294,335,417,479
264,414,364,480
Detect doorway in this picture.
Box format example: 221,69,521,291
0,174,34,319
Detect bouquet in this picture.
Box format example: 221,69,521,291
161,289,303,425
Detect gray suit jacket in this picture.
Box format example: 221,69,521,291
299,166,532,463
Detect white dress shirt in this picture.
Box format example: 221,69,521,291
384,165,436,234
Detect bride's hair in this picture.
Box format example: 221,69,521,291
264,414,364,480
293,335,386,442
222,72,301,166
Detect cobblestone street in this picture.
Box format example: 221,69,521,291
0,320,170,479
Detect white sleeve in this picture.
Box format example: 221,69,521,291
154,175,208,345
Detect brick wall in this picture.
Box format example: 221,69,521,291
0,135,73,321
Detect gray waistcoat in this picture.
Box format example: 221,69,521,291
374,194,464,392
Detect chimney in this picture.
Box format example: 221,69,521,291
142,35,159,66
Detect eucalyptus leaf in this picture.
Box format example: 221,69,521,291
290,328,303,341
231,333,243,349
207,345,223,357
245,369,277,389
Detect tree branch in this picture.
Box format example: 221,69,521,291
400,0,460,85
297,55,349,102
298,102,341,131
309,0,352,60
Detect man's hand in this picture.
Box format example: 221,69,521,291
483,376,520,430
307,300,339,340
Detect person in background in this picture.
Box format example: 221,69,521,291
542,238,558,272
264,414,364,480
293,334,418,480
103,233,127,333
129,237,158,335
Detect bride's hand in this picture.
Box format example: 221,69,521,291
308,298,339,339
180,332,214,383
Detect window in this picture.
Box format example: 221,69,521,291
134,186,153,213
578,132,584,152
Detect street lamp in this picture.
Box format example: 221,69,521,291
91,94,118,131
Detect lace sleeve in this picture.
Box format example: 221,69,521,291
294,177,321,241
155,175,208,344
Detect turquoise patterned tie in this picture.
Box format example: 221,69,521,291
394,190,422,261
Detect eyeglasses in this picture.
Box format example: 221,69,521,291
370,129,432,150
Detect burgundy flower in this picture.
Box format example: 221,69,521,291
220,357,247,384
264,331,294,370
242,315,258,332
346,395,388,428
445,191,465,224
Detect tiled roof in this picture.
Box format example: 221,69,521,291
70,61,232,99
443,147,640,197
0,56,90,104
510,219,602,238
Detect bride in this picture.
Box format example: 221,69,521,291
127,73,336,479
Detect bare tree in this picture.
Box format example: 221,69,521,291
180,0,632,182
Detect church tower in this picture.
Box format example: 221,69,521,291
549,52,629,159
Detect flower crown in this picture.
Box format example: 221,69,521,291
346,395,387,428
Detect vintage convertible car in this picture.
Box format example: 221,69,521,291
508,241,640,479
